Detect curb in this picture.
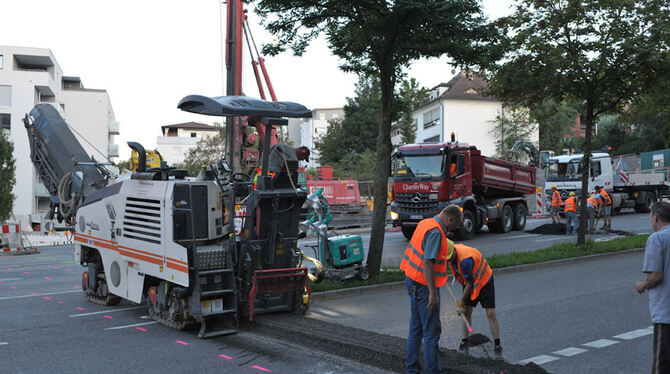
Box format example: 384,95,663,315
311,247,646,301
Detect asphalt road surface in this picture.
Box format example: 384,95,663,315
0,246,389,374
298,208,654,267
308,250,655,373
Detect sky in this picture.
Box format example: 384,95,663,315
0,0,514,160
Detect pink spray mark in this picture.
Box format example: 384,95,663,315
251,365,272,372
57,301,63,304
66,269,72,272
7,268,13,271
76,307,85,310
23,272,30,274
74,285,81,289
103,315,113,319
0,281,3,284
53,267,61,269
10,286,16,289
176,340,189,346
43,277,51,280
136,327,147,332
468,328,473,332
31,292,38,295
219,354,233,360
43,297,52,300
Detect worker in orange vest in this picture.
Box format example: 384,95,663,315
400,205,463,374
550,185,563,224
449,243,502,353
595,186,613,230
586,192,601,233
564,192,578,235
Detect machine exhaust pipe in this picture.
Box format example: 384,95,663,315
127,142,147,172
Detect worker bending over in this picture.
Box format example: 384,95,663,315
449,243,502,353
586,192,601,233
595,186,612,230
550,185,563,224
564,192,578,235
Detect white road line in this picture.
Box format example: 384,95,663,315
583,339,619,348
614,328,653,340
69,306,145,317
553,347,588,357
502,234,542,240
518,355,559,365
0,342,8,346
0,290,80,301
535,237,569,242
0,278,23,282
104,321,157,330
594,236,625,242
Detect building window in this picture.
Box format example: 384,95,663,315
0,113,9,130
0,55,3,69
423,107,440,129
191,132,197,138
0,86,10,107
424,135,440,143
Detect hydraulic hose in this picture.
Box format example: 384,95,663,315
57,173,78,223
299,249,325,283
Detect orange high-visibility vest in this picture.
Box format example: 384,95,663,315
564,196,577,213
599,189,612,206
587,195,599,208
449,244,492,301
551,190,563,207
400,218,449,287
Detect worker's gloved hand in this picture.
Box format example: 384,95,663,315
456,300,465,315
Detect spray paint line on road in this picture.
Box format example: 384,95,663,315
104,321,157,330
0,290,80,300
69,306,144,317
219,354,233,360
251,365,272,372
176,340,189,346
136,327,147,332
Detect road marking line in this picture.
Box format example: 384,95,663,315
583,339,619,348
0,290,80,301
535,237,570,242
69,306,144,317
553,347,588,357
105,321,157,330
518,355,559,365
614,329,653,340
0,342,8,346
594,236,625,242
503,234,541,240
0,278,22,282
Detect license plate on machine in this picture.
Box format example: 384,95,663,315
410,215,423,220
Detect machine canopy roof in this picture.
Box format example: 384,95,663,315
177,95,312,118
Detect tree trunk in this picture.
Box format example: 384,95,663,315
367,62,395,278
576,102,594,246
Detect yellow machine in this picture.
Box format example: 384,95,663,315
129,149,164,171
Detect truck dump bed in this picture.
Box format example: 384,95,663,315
470,147,536,196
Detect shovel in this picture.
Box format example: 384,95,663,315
445,279,490,348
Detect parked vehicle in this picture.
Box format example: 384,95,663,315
390,134,536,240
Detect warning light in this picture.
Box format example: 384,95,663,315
451,132,456,142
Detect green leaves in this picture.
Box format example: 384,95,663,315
0,131,16,222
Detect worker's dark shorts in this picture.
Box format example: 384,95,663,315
653,323,670,374
464,276,495,309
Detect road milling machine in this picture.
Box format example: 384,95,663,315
24,95,315,338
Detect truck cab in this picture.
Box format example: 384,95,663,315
544,153,613,201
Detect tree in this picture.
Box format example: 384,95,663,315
396,78,429,145
0,131,16,223
530,99,578,153
255,0,499,276
182,128,226,176
489,106,537,160
491,0,670,245
116,159,130,172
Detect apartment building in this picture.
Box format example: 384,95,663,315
0,45,119,226
156,122,220,165
300,108,344,169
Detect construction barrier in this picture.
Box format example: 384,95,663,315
1,223,37,255
536,187,544,215
23,232,73,246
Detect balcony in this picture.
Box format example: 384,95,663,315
35,182,50,198
109,144,119,157
109,121,120,135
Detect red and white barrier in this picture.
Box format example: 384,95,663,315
536,187,543,215
1,224,19,234
1,223,37,255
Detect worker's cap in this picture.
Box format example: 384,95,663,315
551,185,558,189
569,192,576,196
594,185,601,190
446,239,455,261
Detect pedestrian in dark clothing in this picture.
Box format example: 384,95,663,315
635,201,670,374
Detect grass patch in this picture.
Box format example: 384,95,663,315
310,234,649,292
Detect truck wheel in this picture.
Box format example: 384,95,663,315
512,204,527,231
456,210,475,241
401,225,415,240
634,192,655,213
497,205,514,233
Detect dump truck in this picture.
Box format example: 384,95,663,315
390,135,537,240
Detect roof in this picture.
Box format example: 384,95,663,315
416,71,499,111
161,122,220,131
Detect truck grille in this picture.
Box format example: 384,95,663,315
396,193,438,214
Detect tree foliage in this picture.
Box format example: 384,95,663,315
491,0,670,245
489,106,537,160
396,78,429,145
115,159,130,172
0,131,16,223
255,0,499,276
530,99,578,152
182,128,226,177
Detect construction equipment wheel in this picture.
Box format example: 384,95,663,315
455,210,475,240
401,225,415,240
357,267,370,281
512,204,527,231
